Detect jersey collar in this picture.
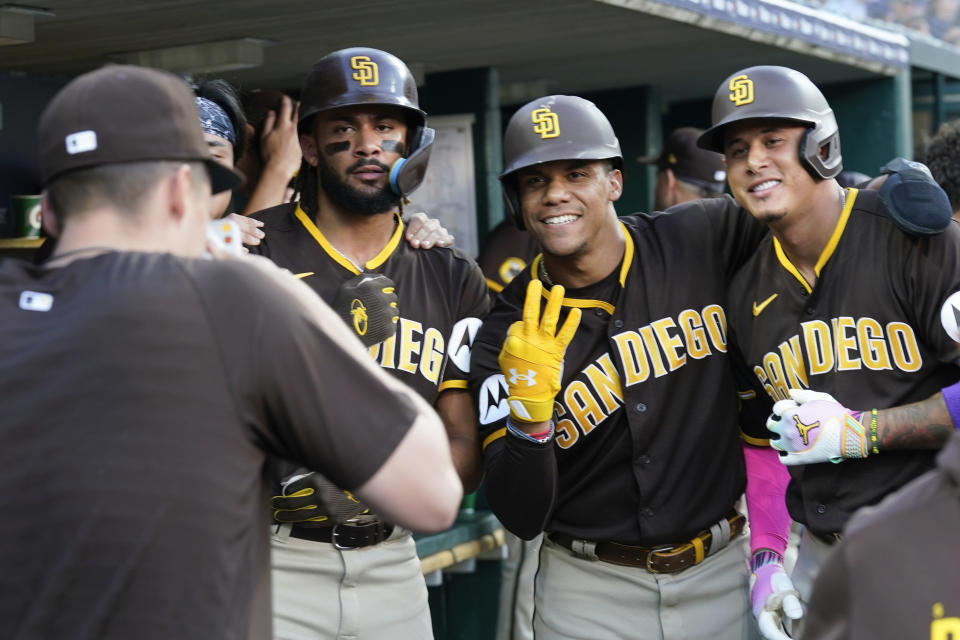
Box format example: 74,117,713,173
528,220,634,315
773,188,858,295
293,203,405,275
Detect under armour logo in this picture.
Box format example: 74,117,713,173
729,75,754,107
351,299,368,336
793,415,818,446
350,56,379,86
531,107,559,139
508,368,537,386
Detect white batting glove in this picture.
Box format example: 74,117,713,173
766,389,870,465
750,553,803,640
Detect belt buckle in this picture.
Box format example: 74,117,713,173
332,523,358,550
644,545,675,574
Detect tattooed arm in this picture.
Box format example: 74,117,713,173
875,392,955,451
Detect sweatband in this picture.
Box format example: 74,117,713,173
941,379,960,430
195,96,236,145
743,443,791,555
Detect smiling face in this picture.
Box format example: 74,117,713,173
514,159,622,259
301,104,408,215
722,119,821,224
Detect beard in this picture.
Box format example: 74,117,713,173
318,157,402,216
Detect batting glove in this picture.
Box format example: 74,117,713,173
272,471,368,525
331,273,399,348
766,389,869,465
498,279,581,423
750,551,803,640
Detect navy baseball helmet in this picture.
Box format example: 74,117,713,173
698,66,842,180
500,95,623,229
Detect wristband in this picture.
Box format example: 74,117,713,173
749,549,784,572
507,417,555,443
941,379,960,431
869,408,879,454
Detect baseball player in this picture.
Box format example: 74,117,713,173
0,64,462,639
637,126,727,210
470,94,780,640
922,118,960,220
802,432,960,639
698,65,960,636
248,47,489,639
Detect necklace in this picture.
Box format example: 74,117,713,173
538,257,554,287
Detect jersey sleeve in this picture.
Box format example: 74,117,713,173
191,256,422,491
664,196,768,277
729,326,775,445
438,257,493,393
901,222,960,365
469,277,559,539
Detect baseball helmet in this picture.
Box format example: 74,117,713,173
697,66,842,180
500,95,623,229
299,47,433,197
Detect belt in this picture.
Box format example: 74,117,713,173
287,519,394,549
549,512,746,574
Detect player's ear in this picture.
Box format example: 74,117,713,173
607,167,623,202
40,191,60,238
300,133,320,168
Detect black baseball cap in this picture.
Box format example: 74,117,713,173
638,127,726,192
38,64,244,194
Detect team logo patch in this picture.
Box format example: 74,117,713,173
350,56,379,86
479,374,510,425
498,257,527,286
350,298,368,336
729,75,754,107
531,107,560,139
448,317,483,373
939,291,960,343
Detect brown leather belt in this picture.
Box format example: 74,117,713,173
549,512,746,574
287,519,394,549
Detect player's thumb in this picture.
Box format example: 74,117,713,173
788,388,832,404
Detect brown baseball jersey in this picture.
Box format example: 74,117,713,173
470,198,768,545
251,202,491,402
727,188,960,536
803,432,960,639
0,251,419,640
477,219,539,294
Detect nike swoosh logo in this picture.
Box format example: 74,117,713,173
752,293,778,317
293,272,314,279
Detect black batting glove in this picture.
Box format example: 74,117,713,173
331,273,399,348
271,471,369,525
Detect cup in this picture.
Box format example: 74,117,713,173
10,195,42,238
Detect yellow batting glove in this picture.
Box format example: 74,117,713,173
498,279,581,423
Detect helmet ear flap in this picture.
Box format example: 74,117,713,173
501,178,525,230
799,127,843,180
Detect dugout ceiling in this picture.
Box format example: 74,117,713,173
0,0,893,102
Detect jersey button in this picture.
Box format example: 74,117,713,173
635,403,647,413
614,319,624,329
805,307,816,316
816,503,827,514
638,454,651,465
641,508,655,518
594,309,605,317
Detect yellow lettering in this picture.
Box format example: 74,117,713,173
419,328,445,383
932,617,960,639
679,309,711,360
802,320,834,375
564,381,605,436
754,365,780,401
584,354,624,414
651,317,686,372
858,318,891,371
762,352,791,401
378,333,397,369
554,401,579,449
639,326,668,378
396,318,422,374
888,322,922,372
702,304,728,353
613,332,650,386
833,317,861,371
779,335,809,390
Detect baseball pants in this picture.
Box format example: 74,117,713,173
495,531,541,640
271,526,433,640
533,534,758,640
784,526,836,639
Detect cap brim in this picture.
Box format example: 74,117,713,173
205,159,245,194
